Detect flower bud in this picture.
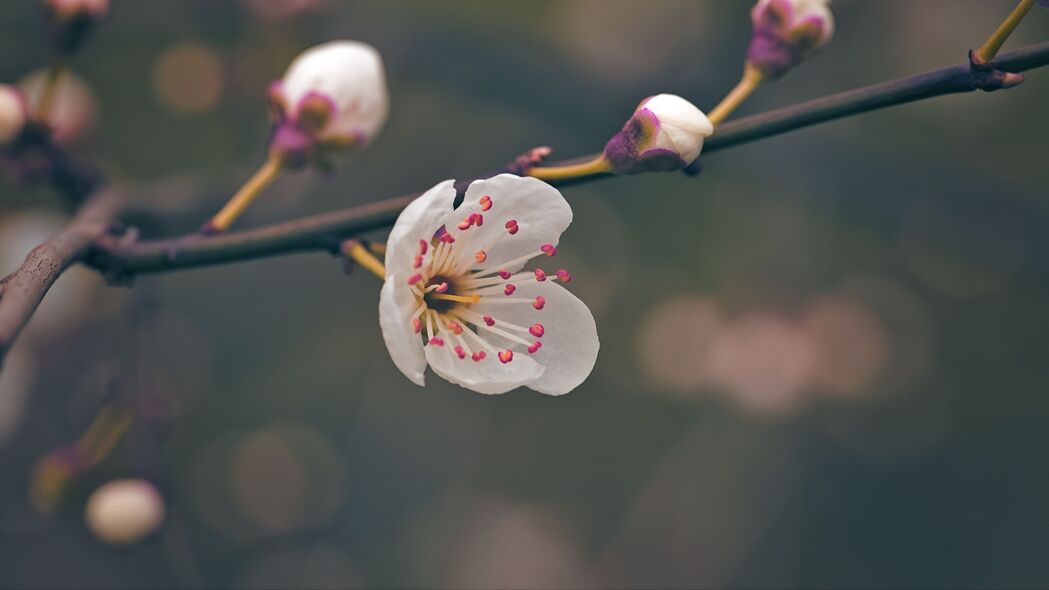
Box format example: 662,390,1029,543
41,0,109,55
267,40,389,168
747,0,834,80
0,85,28,145
19,69,97,145
85,479,166,545
602,94,713,175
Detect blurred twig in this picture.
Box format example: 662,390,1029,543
0,189,120,368
90,41,1049,275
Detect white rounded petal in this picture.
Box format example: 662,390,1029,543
281,40,389,143
379,272,427,386
0,85,26,144
639,94,712,164
384,179,457,277
471,281,598,396
445,174,573,273
424,338,544,395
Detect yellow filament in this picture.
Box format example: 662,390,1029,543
430,293,481,304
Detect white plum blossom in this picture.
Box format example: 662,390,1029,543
748,0,834,79
602,94,713,175
379,174,599,395
0,85,28,144
267,40,388,166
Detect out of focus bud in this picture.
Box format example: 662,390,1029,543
85,479,166,545
747,0,834,80
41,0,109,55
0,85,29,144
602,94,713,175
267,40,389,168
19,69,97,145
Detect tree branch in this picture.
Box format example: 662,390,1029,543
0,189,121,367
89,40,1049,276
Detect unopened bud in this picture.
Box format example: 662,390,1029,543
602,94,713,175
84,479,166,545
747,0,834,80
19,69,97,145
0,85,28,144
267,40,389,168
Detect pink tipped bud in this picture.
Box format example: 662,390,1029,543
747,0,834,80
0,85,28,144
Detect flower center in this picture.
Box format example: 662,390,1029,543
403,195,574,364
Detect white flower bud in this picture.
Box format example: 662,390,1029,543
0,85,28,144
272,41,388,151
603,94,713,175
85,479,166,545
748,0,834,79
19,69,97,145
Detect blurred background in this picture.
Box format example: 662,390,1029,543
2,1,1049,588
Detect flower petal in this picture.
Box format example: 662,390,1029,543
379,271,426,386
385,179,457,277
424,338,544,395
444,174,572,273
471,281,598,396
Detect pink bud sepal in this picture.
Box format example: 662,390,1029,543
602,108,688,176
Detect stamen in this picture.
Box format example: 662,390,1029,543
498,270,512,279
429,337,445,347
412,318,422,334
440,232,456,244
556,269,572,283
534,269,547,282
483,315,495,326
472,351,487,362
479,195,492,211
475,250,487,263
540,243,557,256
413,255,423,269
505,219,519,235
474,213,483,227
431,293,481,304
457,219,472,231
407,273,423,285
533,296,546,310
528,341,542,354
466,250,546,279
503,284,516,296
453,309,531,334
454,345,467,359
447,321,464,335
418,239,428,255
434,282,450,294
498,349,514,364
529,323,545,338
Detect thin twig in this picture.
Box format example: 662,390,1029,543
90,41,1049,276
0,189,121,367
